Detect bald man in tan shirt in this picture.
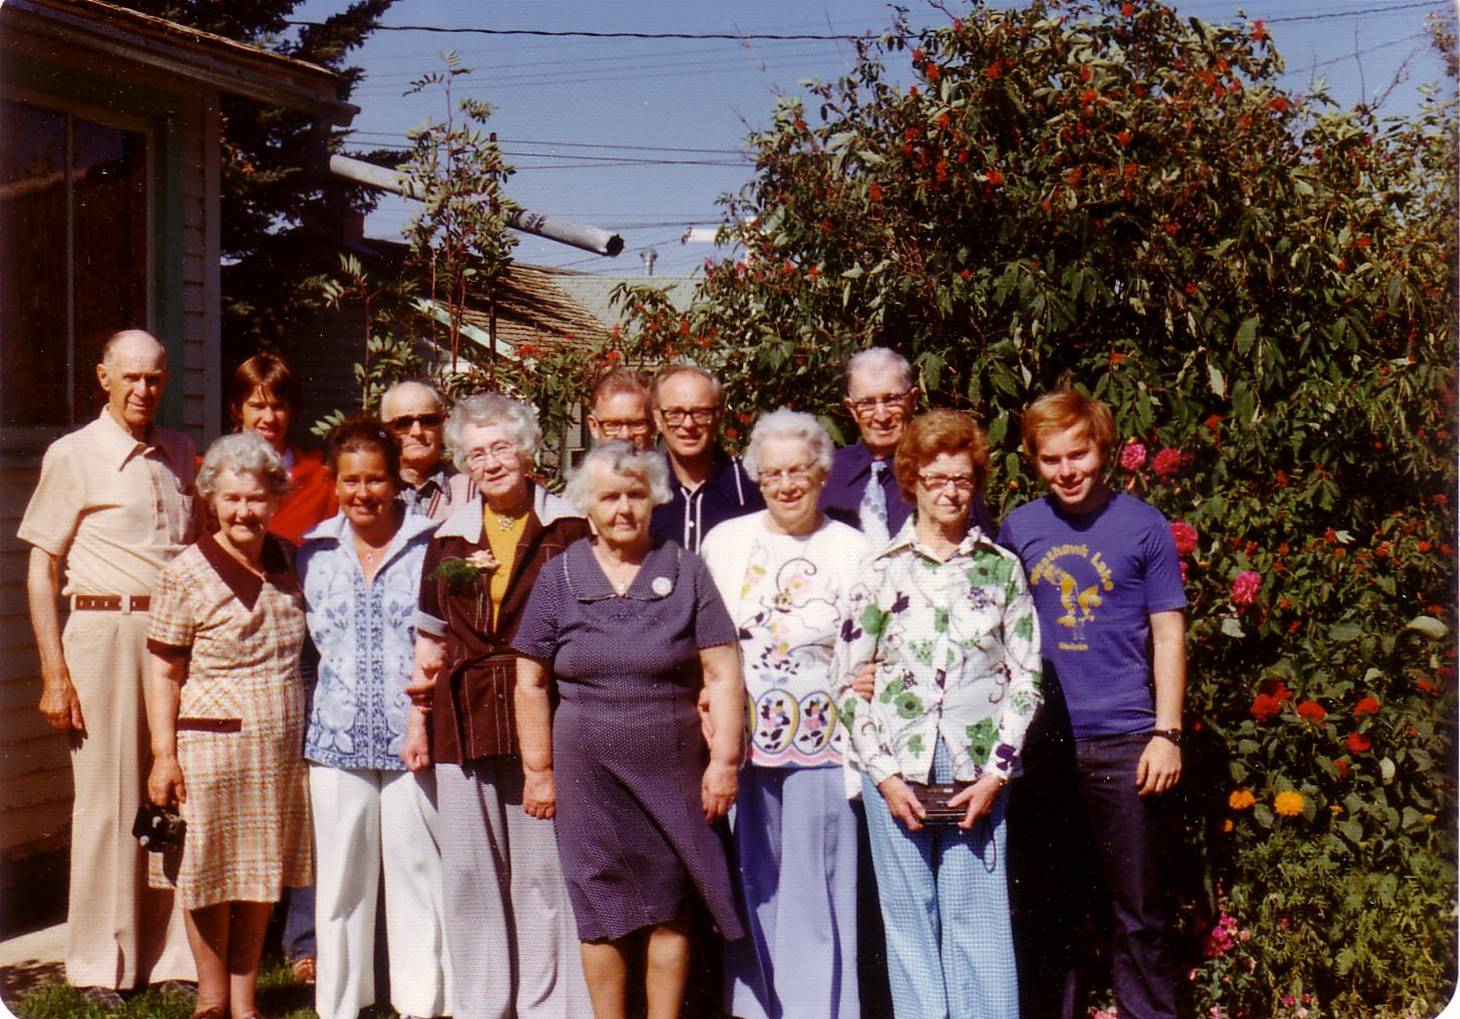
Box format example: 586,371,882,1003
19,331,197,1002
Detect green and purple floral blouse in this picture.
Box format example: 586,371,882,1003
836,518,1043,786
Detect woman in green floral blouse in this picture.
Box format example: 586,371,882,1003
836,408,1042,1019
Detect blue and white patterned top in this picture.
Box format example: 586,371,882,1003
298,508,439,770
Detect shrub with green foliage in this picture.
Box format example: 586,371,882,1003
561,1,1456,1013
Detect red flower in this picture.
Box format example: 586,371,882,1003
1265,680,1293,703
1354,696,1380,717
1066,167,1084,186
1230,570,1262,606
1121,2,1135,14
986,168,1005,186
1079,87,1098,105
911,49,925,63
794,118,807,130
1250,694,1281,721
1170,521,1199,556
1269,96,1290,113
926,64,942,81
868,182,883,203
1252,19,1268,42
1297,700,1326,723
1152,447,1185,479
1332,756,1350,778
959,268,971,281
1275,469,1289,488
1346,731,1372,754
986,63,1003,80
1164,221,1181,236
937,112,951,129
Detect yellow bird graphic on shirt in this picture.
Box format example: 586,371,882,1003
1054,566,1103,628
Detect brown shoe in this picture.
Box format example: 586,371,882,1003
289,954,316,985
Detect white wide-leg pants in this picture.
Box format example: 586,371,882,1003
310,765,452,1019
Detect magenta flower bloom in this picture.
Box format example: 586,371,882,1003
1230,569,1262,606
1120,440,1147,471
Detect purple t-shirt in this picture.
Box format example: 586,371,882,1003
997,492,1186,740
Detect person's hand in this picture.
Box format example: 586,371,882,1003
523,766,556,820
406,641,446,710
1136,736,1182,796
876,775,926,833
400,710,432,772
948,772,1006,830
39,676,85,733
148,755,186,807
701,759,738,821
850,662,875,702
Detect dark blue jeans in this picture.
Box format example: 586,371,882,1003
1075,732,1180,1019
1010,730,1180,1019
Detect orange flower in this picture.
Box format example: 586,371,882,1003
1274,791,1304,817
1228,789,1256,810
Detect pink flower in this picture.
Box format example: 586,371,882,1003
1120,440,1147,471
1170,520,1198,556
1152,446,1186,479
1230,570,1261,606
1179,560,1190,583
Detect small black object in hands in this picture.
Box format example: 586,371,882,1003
132,803,185,853
907,781,971,826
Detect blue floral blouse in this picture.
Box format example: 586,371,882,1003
297,508,438,771
835,518,1043,786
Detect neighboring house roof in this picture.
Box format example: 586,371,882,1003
1,0,356,123
459,264,615,354
546,270,695,330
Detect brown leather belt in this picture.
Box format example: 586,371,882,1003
72,595,151,612
176,718,242,733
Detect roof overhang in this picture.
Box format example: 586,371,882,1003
0,0,357,125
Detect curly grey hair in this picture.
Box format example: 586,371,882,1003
565,440,673,513
444,393,543,467
197,431,291,500
742,408,835,480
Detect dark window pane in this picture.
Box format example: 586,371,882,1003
73,116,148,417
0,99,68,428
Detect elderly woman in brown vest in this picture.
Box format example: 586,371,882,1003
400,393,592,1019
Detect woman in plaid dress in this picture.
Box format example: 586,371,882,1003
145,432,312,1019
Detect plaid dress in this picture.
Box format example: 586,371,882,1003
146,532,313,909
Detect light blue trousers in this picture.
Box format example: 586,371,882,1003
724,764,861,1019
860,741,1017,1019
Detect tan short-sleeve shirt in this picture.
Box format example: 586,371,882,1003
18,408,197,596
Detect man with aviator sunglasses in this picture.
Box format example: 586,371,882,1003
379,380,471,521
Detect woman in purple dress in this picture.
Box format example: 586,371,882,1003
513,440,746,1019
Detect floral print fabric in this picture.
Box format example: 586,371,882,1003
835,518,1043,785
702,513,873,768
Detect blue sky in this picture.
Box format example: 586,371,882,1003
293,0,1456,278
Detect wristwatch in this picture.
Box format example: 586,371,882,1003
1150,727,1184,747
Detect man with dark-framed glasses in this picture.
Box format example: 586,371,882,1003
648,363,762,552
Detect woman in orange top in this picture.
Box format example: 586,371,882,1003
229,353,337,548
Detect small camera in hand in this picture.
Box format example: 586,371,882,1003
132,803,185,854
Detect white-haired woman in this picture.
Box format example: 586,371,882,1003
513,441,746,1019
402,392,594,1018
699,409,872,1019
145,431,312,1019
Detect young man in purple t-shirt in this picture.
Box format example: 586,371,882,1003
997,390,1187,1019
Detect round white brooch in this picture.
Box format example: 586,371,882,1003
651,576,673,597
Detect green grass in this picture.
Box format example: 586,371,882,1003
6,958,400,1019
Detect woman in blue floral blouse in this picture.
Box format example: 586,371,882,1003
837,409,1042,1019
296,415,451,1019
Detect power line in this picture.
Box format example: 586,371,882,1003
288,22,879,41
1265,1,1444,24
345,132,746,156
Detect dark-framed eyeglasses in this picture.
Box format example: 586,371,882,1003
386,412,444,432
658,407,719,427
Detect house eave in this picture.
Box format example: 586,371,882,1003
0,0,357,125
